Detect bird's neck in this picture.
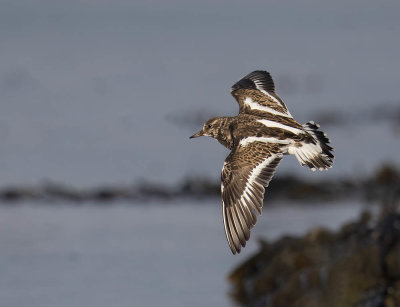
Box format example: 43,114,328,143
215,117,235,150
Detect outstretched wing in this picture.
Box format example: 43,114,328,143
231,70,292,118
221,141,282,254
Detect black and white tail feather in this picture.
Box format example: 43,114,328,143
289,121,334,171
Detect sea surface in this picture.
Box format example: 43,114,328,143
0,0,399,187
0,200,370,307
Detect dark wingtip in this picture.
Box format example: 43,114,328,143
231,70,275,93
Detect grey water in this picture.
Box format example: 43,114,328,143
0,0,399,187
0,200,368,307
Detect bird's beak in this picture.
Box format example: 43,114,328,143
190,130,204,139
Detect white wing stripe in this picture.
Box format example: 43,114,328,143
257,119,303,135
238,155,276,208
244,97,292,117
240,136,293,147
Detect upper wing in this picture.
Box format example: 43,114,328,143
221,141,282,254
231,70,292,118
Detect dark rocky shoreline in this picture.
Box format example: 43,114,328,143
0,164,399,204
228,207,400,306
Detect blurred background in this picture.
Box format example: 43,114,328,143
0,0,399,306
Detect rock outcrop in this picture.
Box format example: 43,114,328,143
228,209,400,306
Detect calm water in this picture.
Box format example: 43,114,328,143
0,0,399,186
0,200,368,307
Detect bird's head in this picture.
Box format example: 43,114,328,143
190,117,223,139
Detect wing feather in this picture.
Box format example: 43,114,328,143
226,206,241,252
231,70,293,118
221,141,282,254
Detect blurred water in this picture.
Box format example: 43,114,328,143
0,0,399,186
0,200,369,307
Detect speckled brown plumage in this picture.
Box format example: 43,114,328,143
232,88,289,115
190,70,334,254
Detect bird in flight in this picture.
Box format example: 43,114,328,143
190,70,334,254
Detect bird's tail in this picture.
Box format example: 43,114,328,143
289,121,334,171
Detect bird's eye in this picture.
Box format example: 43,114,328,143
207,124,212,129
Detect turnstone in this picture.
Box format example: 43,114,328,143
190,70,334,254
